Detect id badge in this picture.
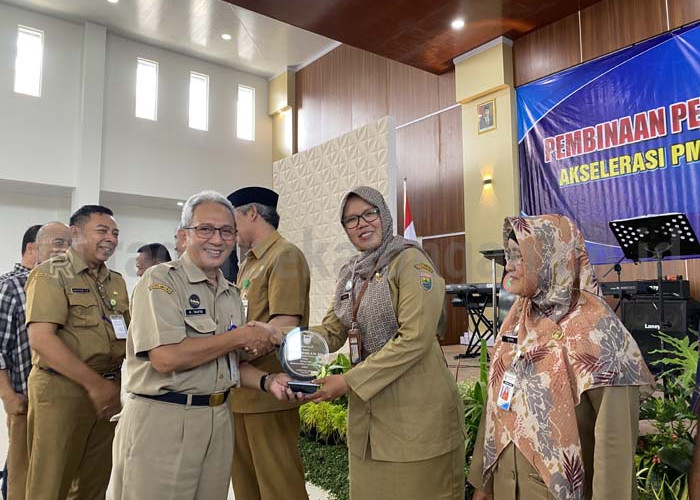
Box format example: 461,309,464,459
348,327,362,366
241,299,249,322
496,370,517,411
228,351,240,386
109,314,128,339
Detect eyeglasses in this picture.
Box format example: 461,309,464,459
505,250,523,263
342,208,380,229
184,225,237,241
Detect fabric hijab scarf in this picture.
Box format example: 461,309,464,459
483,214,654,500
333,186,417,355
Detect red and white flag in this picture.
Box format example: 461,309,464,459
404,191,417,241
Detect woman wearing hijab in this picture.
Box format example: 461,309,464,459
469,214,654,500
261,186,465,500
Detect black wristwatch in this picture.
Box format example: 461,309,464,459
260,373,270,392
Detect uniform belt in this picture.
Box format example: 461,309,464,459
134,390,229,407
39,366,120,380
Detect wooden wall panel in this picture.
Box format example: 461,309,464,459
386,59,440,125
669,0,700,29
438,107,464,233
513,13,580,86
395,116,440,234
580,0,666,61
295,61,323,152
349,49,389,130
423,235,467,345
296,45,464,241
319,46,353,145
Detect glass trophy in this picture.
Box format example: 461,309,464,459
278,328,329,394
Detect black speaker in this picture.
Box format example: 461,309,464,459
621,299,700,371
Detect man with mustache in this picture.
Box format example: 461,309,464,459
24,206,129,500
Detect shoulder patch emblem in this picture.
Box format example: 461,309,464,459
149,283,173,294
414,263,433,273
419,271,433,292
33,272,51,279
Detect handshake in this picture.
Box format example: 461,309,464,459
232,321,284,359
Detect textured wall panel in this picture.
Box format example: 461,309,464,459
273,116,397,323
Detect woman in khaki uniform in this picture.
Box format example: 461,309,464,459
469,215,654,500
265,186,466,500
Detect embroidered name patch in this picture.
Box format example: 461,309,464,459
71,288,90,293
419,271,433,292
148,283,173,294
340,293,350,301
414,263,433,273
185,308,206,316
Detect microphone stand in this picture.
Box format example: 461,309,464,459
602,256,626,312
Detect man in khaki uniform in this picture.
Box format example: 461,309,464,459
25,206,128,500
111,191,298,500
0,222,71,500
227,186,311,500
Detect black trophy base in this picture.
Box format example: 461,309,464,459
288,381,320,394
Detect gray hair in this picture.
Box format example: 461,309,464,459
180,191,235,228
236,202,280,229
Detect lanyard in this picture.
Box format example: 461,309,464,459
86,272,116,319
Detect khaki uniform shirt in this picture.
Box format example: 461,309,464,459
125,254,244,395
231,231,310,413
314,248,466,462
25,248,129,373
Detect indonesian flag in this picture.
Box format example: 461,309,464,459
404,193,417,241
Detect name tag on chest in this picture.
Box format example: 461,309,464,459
185,308,207,316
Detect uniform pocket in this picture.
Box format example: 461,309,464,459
67,293,101,327
184,317,217,335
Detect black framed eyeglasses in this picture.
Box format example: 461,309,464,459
184,225,237,241
342,208,380,229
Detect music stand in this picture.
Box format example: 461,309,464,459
609,213,700,329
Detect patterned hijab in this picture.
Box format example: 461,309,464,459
483,214,653,500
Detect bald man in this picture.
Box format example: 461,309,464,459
0,221,70,500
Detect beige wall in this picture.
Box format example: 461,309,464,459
269,71,295,161
455,40,520,283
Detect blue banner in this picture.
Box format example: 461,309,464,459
517,22,700,264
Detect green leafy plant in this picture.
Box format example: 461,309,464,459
299,402,347,444
299,435,349,500
460,339,489,499
298,353,352,498
636,330,698,500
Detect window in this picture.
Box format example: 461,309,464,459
14,26,44,97
237,84,255,141
135,57,158,120
189,72,209,131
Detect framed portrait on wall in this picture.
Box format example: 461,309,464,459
477,100,496,134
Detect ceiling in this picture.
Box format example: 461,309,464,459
223,0,604,74
1,0,339,78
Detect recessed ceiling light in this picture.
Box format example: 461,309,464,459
451,18,465,30
107,0,119,4
177,201,184,207
221,33,232,41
